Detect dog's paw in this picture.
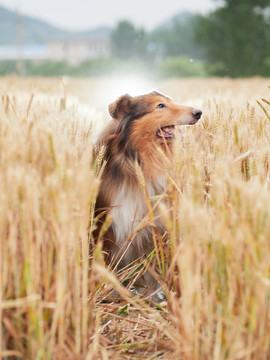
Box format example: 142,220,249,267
151,289,166,304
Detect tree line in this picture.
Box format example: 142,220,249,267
110,0,270,78
1,0,269,78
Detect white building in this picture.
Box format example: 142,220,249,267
0,37,110,64
0,44,48,61
47,37,110,64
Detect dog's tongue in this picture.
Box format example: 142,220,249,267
157,125,175,138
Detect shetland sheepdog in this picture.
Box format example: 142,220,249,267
95,91,202,299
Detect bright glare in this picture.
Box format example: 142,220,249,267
97,75,154,108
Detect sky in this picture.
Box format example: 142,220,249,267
0,0,217,31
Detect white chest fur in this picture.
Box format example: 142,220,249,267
110,178,166,265
111,187,146,245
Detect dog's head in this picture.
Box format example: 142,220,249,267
108,91,202,156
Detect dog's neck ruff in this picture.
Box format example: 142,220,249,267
110,178,166,265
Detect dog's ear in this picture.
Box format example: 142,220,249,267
109,94,132,120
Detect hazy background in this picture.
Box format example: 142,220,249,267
0,0,216,30
0,0,269,78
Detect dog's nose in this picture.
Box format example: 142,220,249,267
192,108,202,120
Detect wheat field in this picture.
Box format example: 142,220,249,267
0,76,269,360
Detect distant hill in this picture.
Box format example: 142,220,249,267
155,11,195,30
149,11,204,60
0,5,197,48
0,5,111,45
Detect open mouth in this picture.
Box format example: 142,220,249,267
156,125,183,139
156,125,175,139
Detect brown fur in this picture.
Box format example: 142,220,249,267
95,91,202,299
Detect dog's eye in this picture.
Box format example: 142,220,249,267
157,103,166,108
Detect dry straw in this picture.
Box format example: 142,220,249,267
0,77,269,360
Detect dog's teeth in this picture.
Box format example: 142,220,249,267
158,125,175,138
